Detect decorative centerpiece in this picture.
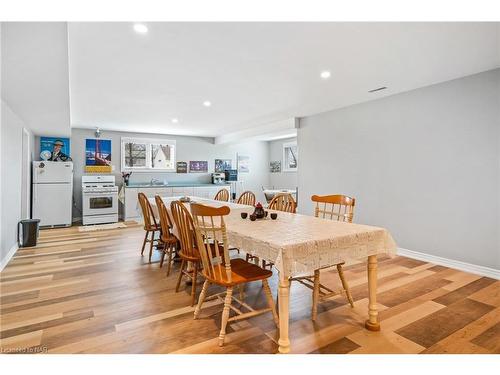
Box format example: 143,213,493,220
253,202,266,219
122,172,132,186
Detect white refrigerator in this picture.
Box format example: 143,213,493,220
32,161,73,227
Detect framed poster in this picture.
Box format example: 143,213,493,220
270,161,281,173
40,137,71,161
237,154,250,173
85,139,112,173
283,141,298,172
176,161,188,173
215,159,232,173
121,137,176,172
189,160,208,173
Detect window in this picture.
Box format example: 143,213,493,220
283,141,298,172
123,141,147,168
151,143,174,169
121,137,176,172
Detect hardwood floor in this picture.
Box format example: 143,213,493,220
0,222,498,354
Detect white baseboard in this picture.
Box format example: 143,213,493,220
397,247,500,280
0,243,18,272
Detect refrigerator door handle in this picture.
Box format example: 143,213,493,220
32,184,36,219
18,221,22,246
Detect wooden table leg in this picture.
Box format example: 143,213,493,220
278,273,291,353
365,254,380,331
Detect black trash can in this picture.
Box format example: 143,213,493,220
18,219,40,247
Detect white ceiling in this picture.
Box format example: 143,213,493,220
1,22,71,136
68,22,500,138
2,23,499,139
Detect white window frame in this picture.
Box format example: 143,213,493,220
282,141,298,172
121,137,176,172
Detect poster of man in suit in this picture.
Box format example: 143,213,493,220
40,137,72,161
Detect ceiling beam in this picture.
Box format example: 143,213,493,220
214,118,299,144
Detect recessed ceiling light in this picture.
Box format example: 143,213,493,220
320,71,331,79
133,23,148,34
171,118,179,124
203,101,212,107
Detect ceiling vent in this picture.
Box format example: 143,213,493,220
368,86,387,93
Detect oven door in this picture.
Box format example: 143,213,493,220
82,192,118,216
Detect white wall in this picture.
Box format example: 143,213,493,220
268,137,298,190
1,22,67,269
57,128,270,219
1,100,33,267
298,69,500,269
1,22,71,137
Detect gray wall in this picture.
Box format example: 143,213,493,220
298,69,500,269
1,100,33,266
52,128,270,219
268,137,298,190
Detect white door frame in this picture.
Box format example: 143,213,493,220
21,127,31,219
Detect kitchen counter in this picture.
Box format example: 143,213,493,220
121,183,231,220
125,182,230,188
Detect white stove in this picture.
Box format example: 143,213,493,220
82,175,119,225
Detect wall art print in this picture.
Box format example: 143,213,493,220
215,159,232,173
189,160,208,173
85,139,112,173
237,154,250,173
40,137,71,161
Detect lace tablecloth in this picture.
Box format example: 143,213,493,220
149,196,396,278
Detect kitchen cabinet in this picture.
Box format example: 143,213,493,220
121,184,230,220
123,188,138,220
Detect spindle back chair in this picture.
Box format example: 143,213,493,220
170,200,202,306
214,189,230,202
291,194,356,321
191,204,231,283
190,203,278,347
268,193,296,213
236,191,256,206
312,194,355,223
154,195,178,275
138,192,161,262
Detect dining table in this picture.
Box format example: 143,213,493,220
148,196,397,353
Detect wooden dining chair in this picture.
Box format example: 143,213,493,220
236,191,256,206
225,191,256,256
170,200,203,306
214,188,230,202
291,194,356,321
138,192,161,263
154,195,179,276
268,193,296,213
190,203,278,347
